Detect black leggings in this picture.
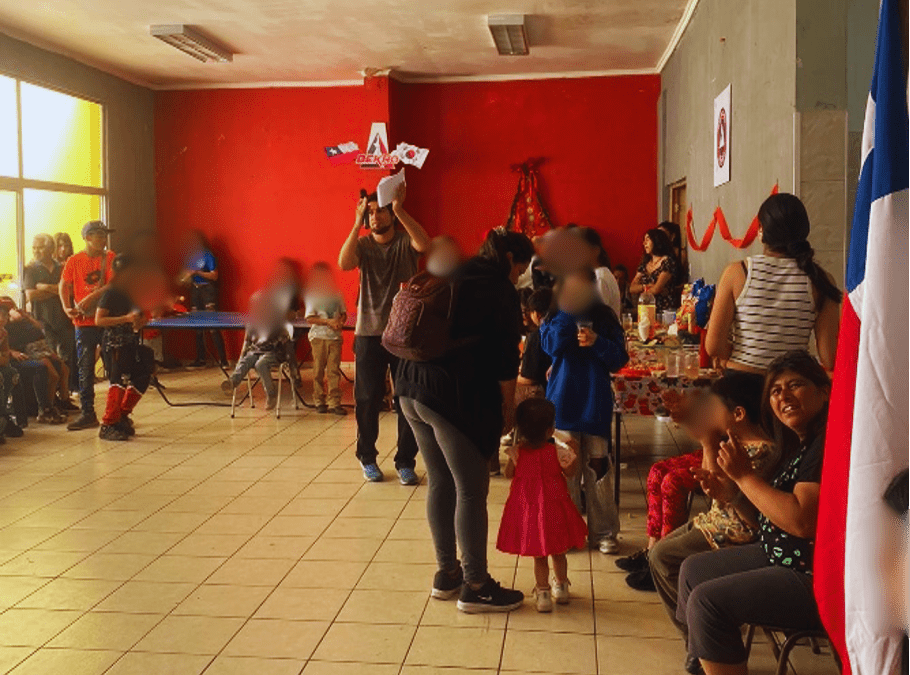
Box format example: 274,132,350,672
108,344,155,393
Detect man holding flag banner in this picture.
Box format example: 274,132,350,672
814,0,909,673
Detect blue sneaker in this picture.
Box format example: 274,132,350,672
362,463,384,482
398,467,420,486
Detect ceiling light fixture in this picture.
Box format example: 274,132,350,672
487,15,529,56
150,25,233,63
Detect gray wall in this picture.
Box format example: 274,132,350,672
659,0,798,285
0,31,155,248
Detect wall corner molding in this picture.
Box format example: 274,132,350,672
655,0,701,73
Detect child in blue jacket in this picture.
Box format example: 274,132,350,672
542,269,629,554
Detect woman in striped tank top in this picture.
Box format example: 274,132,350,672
706,193,842,375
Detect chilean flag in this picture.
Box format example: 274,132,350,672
814,1,908,673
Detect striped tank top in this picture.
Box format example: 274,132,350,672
729,255,816,370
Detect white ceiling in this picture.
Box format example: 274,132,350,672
0,0,694,89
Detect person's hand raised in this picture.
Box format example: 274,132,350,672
691,466,739,505
717,431,755,483
392,182,407,210
355,195,368,221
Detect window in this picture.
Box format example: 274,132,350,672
0,75,105,302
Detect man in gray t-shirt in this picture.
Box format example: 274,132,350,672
338,182,429,485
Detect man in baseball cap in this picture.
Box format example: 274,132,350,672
59,221,116,430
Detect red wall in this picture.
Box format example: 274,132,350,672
389,76,660,273
154,74,659,358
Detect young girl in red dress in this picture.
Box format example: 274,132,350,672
496,398,589,612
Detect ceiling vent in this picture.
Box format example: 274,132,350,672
150,25,233,63
487,15,529,56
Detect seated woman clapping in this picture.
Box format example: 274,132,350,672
675,350,830,675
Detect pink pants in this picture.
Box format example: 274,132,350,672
646,450,703,539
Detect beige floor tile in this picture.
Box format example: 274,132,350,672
593,600,680,639
207,557,297,586
222,619,329,659
336,589,428,625
133,555,226,584
132,511,209,533
0,550,87,577
373,539,437,564
32,528,120,553
0,608,82,647
99,531,185,555
311,622,416,665
194,513,272,535
221,496,291,515
501,629,597,673
14,578,122,610
0,527,67,551
104,651,212,675
94,580,196,614
173,584,272,617
48,611,162,650
0,647,34,673
61,552,156,581
400,668,496,675
418,597,508,630
7,647,122,675
356,562,438,592
590,568,662,604
280,560,368,589
204,655,306,675
320,517,394,540
167,533,250,558
258,515,333,538
506,600,597,635
303,536,384,562
405,625,505,670
70,510,148,530
254,587,349,621
595,636,687,675
336,499,404,520
133,614,244,654
386,517,431,540
304,663,398,675
0,576,51,610
234,535,316,559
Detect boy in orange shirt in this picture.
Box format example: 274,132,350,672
60,221,116,430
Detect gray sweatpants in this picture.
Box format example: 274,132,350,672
400,397,490,585
231,351,278,398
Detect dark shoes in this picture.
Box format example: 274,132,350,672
67,412,99,431
685,654,704,674
99,424,129,441
4,421,24,438
456,578,524,614
431,567,464,600
116,416,136,437
317,404,329,414
615,548,649,572
331,406,347,416
625,567,657,592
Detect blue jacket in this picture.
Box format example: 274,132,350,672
541,307,628,437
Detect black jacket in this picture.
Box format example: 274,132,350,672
396,256,523,457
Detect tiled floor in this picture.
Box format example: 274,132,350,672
0,367,840,674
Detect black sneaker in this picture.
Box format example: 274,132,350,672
99,424,129,441
116,417,136,437
625,567,657,592
188,359,206,368
4,421,24,437
331,406,347,416
615,548,649,572
316,404,329,414
685,654,704,674
67,412,99,431
456,578,524,614
431,567,464,600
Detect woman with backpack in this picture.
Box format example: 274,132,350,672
396,227,534,614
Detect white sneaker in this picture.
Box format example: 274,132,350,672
534,587,553,613
551,579,570,605
599,536,620,555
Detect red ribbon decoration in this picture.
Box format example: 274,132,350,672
685,184,779,251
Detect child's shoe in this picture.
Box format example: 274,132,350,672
551,579,570,605
220,379,237,395
534,587,553,613
265,395,278,411
316,404,329,414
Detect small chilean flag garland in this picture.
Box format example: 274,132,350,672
686,184,779,251
506,159,554,238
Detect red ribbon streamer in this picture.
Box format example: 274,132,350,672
685,184,779,251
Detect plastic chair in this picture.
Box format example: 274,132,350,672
744,624,842,675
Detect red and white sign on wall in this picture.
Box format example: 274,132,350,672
713,84,731,187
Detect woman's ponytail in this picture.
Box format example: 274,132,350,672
479,226,535,277
787,240,842,308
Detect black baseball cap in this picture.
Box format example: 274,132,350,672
82,221,114,238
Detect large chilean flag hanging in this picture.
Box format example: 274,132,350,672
814,1,908,673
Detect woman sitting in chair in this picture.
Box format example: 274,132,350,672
221,290,289,411
676,350,829,675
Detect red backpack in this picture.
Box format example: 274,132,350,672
382,271,461,362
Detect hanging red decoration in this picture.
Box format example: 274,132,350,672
506,159,554,238
685,184,779,251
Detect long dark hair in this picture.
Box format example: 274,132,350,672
658,221,682,250
641,227,673,266
569,225,612,269
758,194,843,309
710,372,764,425
479,227,535,277
761,350,831,455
